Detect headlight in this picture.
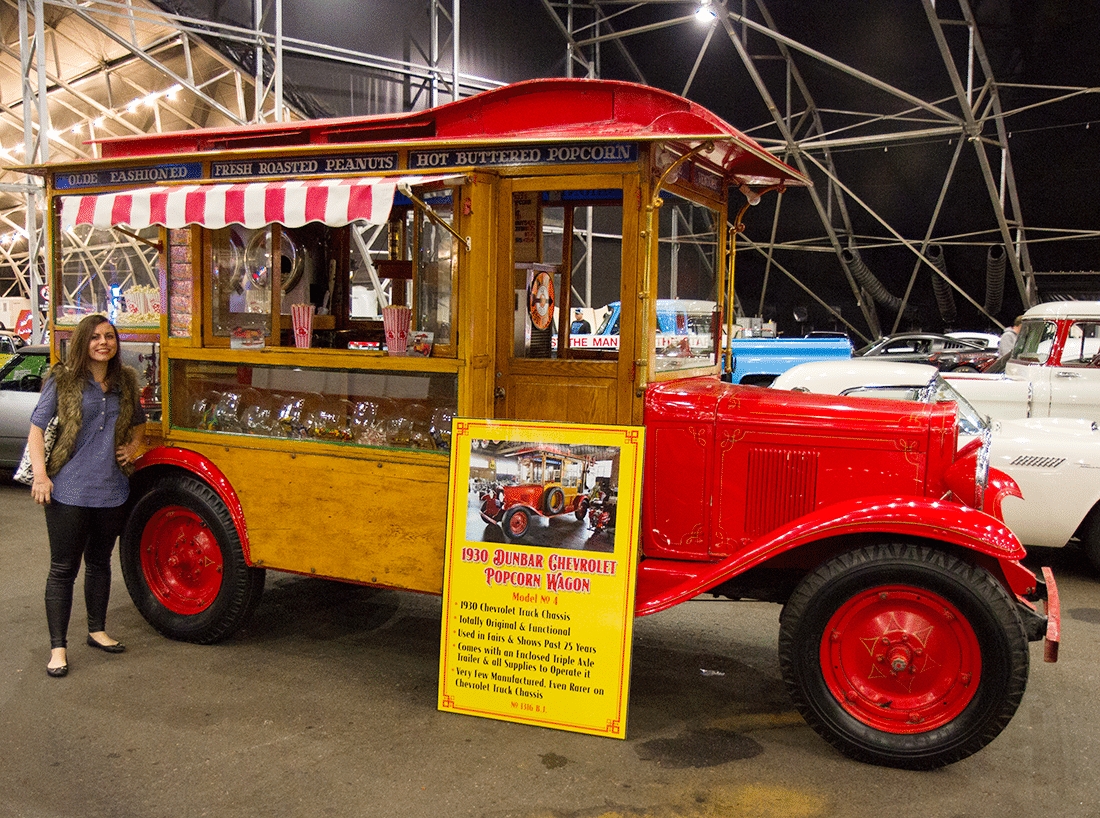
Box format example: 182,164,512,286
944,438,982,509
975,425,991,509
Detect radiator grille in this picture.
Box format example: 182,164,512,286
1009,455,1066,469
745,447,819,537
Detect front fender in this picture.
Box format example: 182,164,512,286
635,494,1025,616
132,446,252,561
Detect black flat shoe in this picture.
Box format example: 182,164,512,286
47,664,68,678
86,635,125,654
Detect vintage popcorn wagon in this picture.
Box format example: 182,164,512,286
28,79,1058,768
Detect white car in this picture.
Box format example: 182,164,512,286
0,345,51,468
773,359,1100,571
946,301,1100,422
947,331,1000,350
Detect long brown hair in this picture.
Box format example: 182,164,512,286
57,313,122,391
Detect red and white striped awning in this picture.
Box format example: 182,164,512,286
60,174,462,231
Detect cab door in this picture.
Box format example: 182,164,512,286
493,174,642,425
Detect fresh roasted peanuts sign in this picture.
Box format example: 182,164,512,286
438,419,644,738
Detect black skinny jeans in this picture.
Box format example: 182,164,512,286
43,500,128,649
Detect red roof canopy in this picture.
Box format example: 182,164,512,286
90,79,808,189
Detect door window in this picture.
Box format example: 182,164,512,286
510,190,623,360
1058,321,1100,367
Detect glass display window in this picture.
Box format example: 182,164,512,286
350,189,456,351
654,191,721,373
203,185,456,354
169,358,457,453
55,222,163,331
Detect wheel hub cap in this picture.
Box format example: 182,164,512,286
821,586,982,733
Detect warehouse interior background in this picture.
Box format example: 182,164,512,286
2,0,1098,342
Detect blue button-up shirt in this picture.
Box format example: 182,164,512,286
31,374,147,508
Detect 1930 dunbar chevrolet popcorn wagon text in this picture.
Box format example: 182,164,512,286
27,78,1057,769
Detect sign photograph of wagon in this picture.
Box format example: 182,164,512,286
470,438,623,550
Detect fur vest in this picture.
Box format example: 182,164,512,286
48,364,140,478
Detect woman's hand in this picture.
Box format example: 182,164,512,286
31,474,53,505
116,440,139,467
26,423,51,504
117,422,147,469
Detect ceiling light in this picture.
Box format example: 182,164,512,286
695,1,717,23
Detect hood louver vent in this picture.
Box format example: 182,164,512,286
745,447,818,537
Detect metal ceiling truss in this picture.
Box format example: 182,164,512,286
542,0,1100,339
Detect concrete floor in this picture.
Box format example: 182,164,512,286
1,473,1096,818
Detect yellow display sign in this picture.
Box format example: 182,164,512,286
438,418,644,738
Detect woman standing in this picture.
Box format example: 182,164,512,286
26,314,146,678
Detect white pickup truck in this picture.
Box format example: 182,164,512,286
946,301,1100,421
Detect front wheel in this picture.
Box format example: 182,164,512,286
121,474,265,644
503,507,531,541
778,543,1029,769
1080,510,1100,574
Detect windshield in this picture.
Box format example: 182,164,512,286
918,375,988,437
595,308,618,336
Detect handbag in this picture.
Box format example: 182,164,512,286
14,416,59,486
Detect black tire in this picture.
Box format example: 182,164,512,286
1082,511,1100,574
574,496,589,521
778,543,1029,769
544,487,565,515
502,507,530,541
120,474,265,644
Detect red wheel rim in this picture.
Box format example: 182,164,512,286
820,585,981,733
139,506,224,614
507,512,528,537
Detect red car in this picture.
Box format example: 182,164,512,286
479,445,592,540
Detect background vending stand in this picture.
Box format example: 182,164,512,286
22,77,807,636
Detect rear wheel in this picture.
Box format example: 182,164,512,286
778,543,1029,769
574,497,589,521
121,474,265,644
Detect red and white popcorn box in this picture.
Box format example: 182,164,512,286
291,303,315,348
382,305,411,356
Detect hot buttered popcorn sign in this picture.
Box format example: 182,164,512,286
437,418,644,738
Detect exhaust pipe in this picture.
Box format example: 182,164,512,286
985,245,1006,316
927,244,957,324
